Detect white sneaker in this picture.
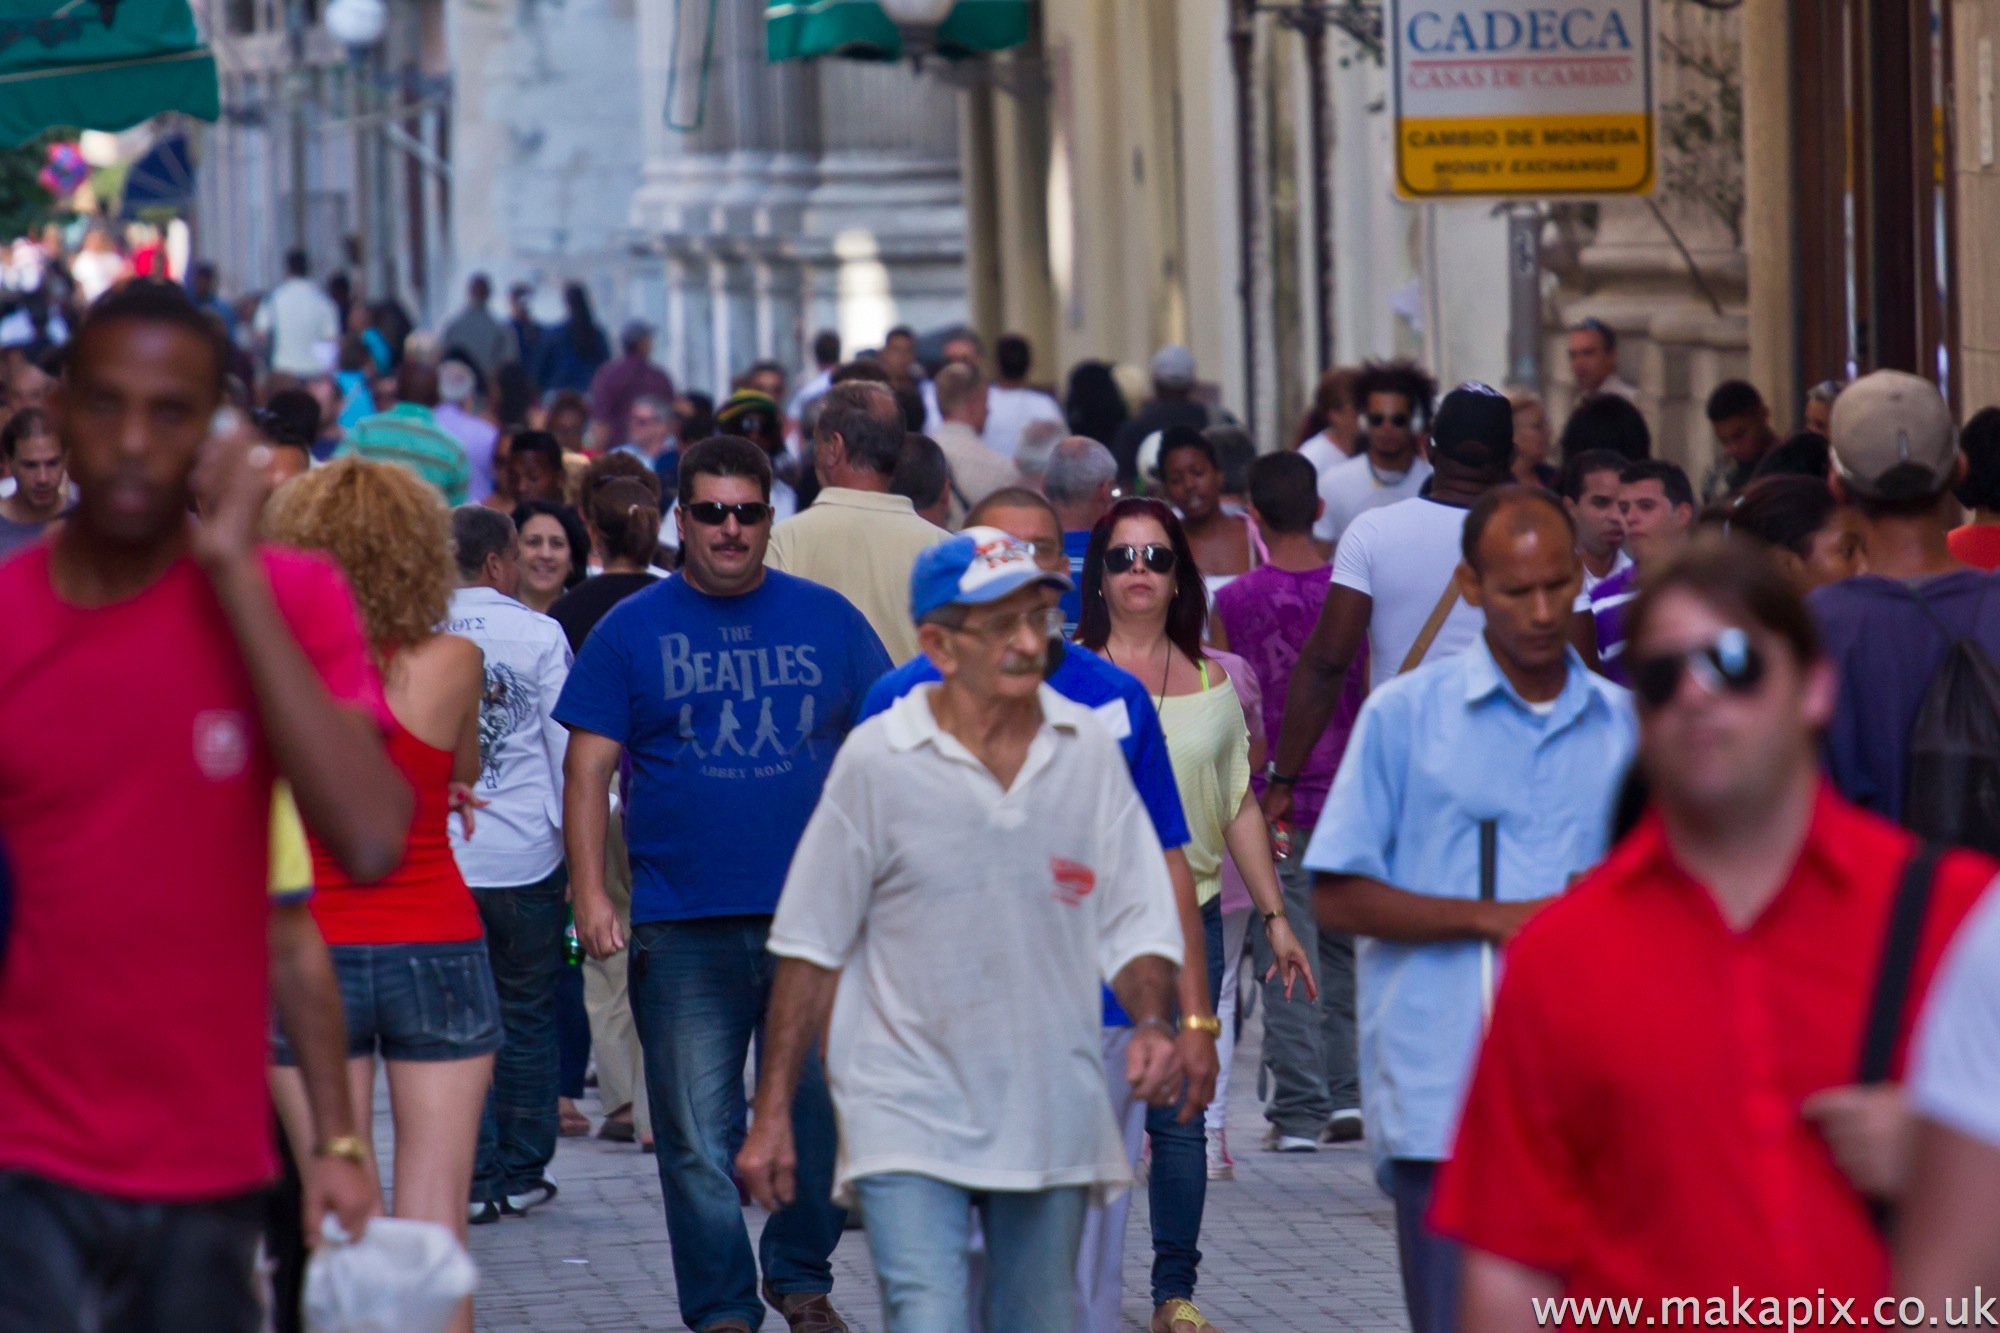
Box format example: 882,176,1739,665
1322,1108,1364,1144
1205,1128,1235,1180
503,1174,559,1214
1262,1125,1318,1153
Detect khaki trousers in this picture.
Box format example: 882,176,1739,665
582,815,648,1131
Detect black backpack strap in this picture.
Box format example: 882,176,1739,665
1857,841,1945,1084
1478,819,1498,902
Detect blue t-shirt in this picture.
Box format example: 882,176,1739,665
857,640,1190,1026
555,570,892,923
1811,568,2000,821
1058,530,1091,636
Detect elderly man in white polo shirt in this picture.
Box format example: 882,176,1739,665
738,528,1188,1333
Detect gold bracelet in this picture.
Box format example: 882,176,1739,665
315,1134,369,1167
1180,1013,1223,1037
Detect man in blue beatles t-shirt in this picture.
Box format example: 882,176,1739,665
557,435,890,1333
853,487,1214,1333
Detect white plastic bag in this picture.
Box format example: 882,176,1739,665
303,1216,478,1333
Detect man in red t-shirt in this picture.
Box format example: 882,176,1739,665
1434,538,1999,1331
0,282,416,1331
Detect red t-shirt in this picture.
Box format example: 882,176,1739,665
1430,786,1997,1315
0,544,382,1201
1946,523,2000,572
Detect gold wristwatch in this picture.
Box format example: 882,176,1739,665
315,1135,369,1167
1180,1014,1223,1038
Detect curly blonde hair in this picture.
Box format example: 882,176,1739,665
265,457,454,653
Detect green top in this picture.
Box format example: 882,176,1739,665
337,403,472,507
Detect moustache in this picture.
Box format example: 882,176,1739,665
998,651,1047,677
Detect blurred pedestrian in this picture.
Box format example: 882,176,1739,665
1565,318,1636,401
1437,538,1993,1331
933,362,1015,525
1314,362,1438,552
589,320,674,449
1722,474,1865,595
1158,429,1257,598
1557,449,1631,596
1045,436,1119,636
1211,452,1367,1153
507,431,567,507
338,359,473,505
1813,370,2000,835
1315,487,1636,1333
1948,406,2000,571
0,407,63,560
1298,367,1362,474
768,382,951,663
1504,387,1556,489
255,249,340,379
1065,359,1129,448
1111,346,1212,492
536,284,610,396
1700,380,1780,504
1267,385,1517,827
983,334,1064,458
891,431,953,530
1573,459,1695,681
441,274,519,383
0,281,399,1330
265,456,499,1333
436,358,501,502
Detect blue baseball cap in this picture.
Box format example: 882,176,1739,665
910,526,1073,623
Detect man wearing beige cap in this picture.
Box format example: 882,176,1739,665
1810,368,2000,829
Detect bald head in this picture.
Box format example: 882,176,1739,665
1462,485,1577,576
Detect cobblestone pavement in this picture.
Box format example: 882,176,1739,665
435,1008,1403,1331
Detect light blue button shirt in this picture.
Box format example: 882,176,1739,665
1302,635,1637,1170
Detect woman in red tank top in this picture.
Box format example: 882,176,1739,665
265,458,494,1333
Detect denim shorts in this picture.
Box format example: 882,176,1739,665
271,940,503,1065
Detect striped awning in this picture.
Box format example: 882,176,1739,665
766,0,1028,62
0,0,217,145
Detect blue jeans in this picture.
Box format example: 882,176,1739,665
1388,1159,1461,1333
853,1174,1088,1333
1145,896,1224,1306
630,916,845,1332
473,865,569,1202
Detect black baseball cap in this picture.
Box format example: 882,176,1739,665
1430,382,1515,470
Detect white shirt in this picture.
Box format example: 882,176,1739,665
788,368,833,419
444,586,573,887
1316,452,1433,547
767,684,1183,1203
1332,498,1485,690
1909,882,2000,1149
253,277,341,378
1298,431,1349,481
982,385,1065,458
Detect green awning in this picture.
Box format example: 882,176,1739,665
765,0,1027,62
0,0,219,146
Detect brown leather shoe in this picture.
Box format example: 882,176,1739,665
698,1322,754,1333
762,1284,850,1333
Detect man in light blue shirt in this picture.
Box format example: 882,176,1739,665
1304,486,1637,1333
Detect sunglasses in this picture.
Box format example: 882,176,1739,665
1630,628,1766,711
1104,543,1178,575
685,501,771,527
1365,412,1411,429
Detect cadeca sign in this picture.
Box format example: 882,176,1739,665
1391,0,1654,197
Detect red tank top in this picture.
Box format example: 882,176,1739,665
308,718,483,946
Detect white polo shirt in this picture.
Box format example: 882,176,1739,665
768,683,1183,1203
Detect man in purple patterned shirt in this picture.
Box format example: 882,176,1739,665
1213,451,1369,1151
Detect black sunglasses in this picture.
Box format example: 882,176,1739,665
1104,543,1177,575
1365,412,1411,429
1630,629,1766,711
685,501,771,527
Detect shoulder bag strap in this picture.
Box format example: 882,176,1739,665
1398,580,1463,676
1857,841,1945,1085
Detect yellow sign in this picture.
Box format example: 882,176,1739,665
1391,0,1655,198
